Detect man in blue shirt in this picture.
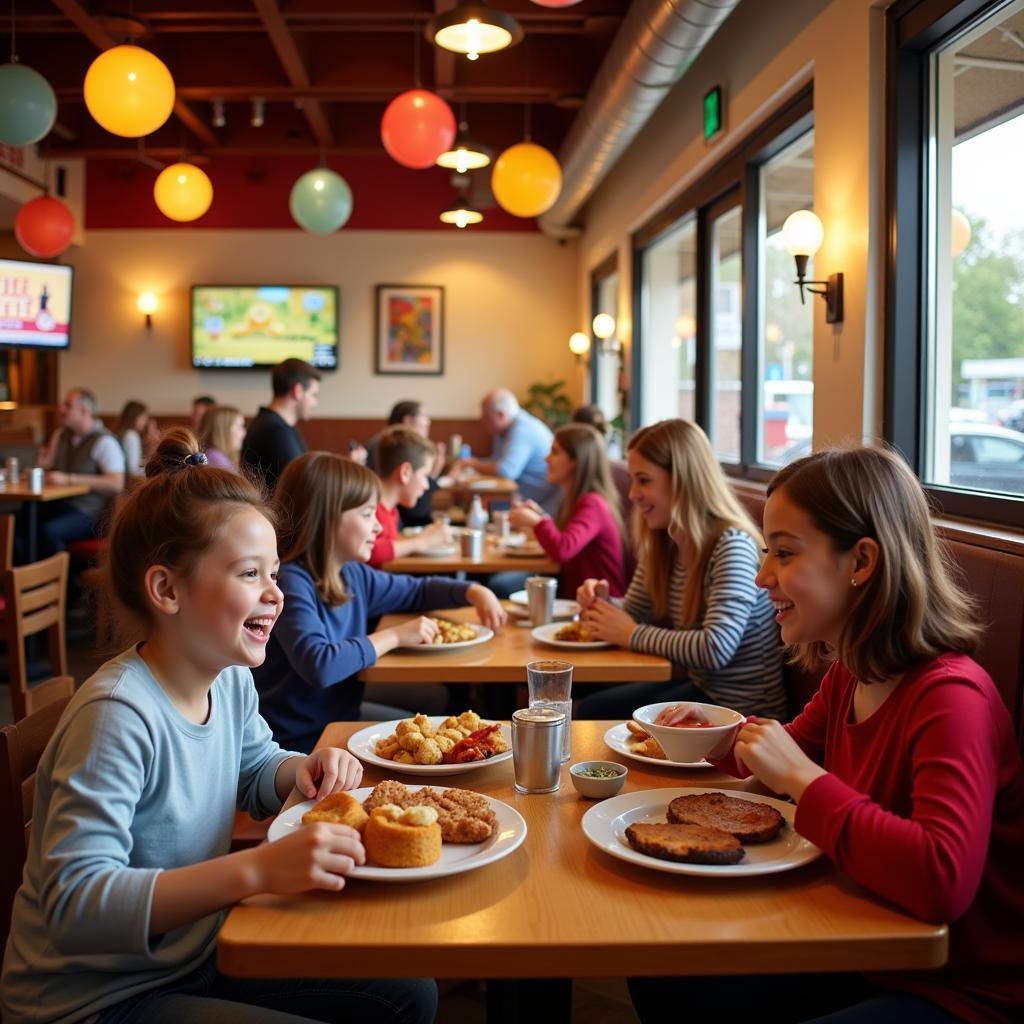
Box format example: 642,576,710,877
456,388,560,514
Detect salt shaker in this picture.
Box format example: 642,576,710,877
511,707,564,794
525,575,557,626
28,467,44,493
460,528,484,561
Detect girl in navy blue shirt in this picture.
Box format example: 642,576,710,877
255,452,505,751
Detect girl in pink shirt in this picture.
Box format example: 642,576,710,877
631,446,1024,1024
508,423,627,598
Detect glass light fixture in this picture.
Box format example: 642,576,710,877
440,195,483,228
592,313,615,340
568,331,590,361
427,3,523,61
137,291,158,328
437,124,492,173
781,209,843,323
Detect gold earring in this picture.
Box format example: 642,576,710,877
850,577,858,588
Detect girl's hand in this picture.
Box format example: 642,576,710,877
467,584,507,630
392,616,439,647
508,505,542,530
580,599,636,647
294,747,363,801
733,718,826,801
249,823,365,894
576,578,610,610
417,521,452,550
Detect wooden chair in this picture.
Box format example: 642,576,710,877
0,695,72,947
3,552,74,722
0,513,13,624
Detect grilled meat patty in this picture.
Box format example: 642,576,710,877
666,792,784,844
624,822,744,865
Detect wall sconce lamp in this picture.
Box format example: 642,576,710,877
592,312,616,345
568,331,590,364
137,291,158,329
782,210,843,323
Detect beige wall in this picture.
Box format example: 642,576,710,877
578,0,886,448
56,229,582,418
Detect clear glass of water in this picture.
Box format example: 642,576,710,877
526,659,573,763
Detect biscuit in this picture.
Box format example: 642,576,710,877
363,806,442,868
301,792,369,832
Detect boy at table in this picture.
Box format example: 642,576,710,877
368,427,452,568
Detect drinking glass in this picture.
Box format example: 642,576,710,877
527,659,573,762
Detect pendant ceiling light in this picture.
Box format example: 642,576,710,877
84,45,175,138
440,195,483,228
436,122,491,173
427,3,523,61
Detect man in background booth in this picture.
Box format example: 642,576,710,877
38,387,126,556
190,395,216,433
241,358,320,491
454,388,560,515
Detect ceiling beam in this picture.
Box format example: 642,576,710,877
54,85,565,103
249,0,332,147
48,0,218,148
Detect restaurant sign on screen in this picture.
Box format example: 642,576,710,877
0,258,73,350
191,285,338,369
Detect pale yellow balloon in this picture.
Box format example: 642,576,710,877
84,45,175,138
491,141,562,218
154,163,213,222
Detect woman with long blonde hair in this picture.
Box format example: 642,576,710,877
197,404,246,471
576,418,785,719
509,423,627,598
252,452,504,752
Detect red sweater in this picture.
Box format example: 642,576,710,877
714,653,1024,1023
533,492,626,599
369,503,400,567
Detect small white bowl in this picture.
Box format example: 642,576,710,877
631,701,744,763
569,761,628,799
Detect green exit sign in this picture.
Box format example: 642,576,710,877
704,85,724,142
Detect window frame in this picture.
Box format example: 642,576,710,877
630,85,814,482
886,0,1024,528
589,251,618,410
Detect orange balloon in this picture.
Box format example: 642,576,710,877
491,141,562,218
381,89,456,169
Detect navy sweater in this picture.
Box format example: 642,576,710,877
254,560,471,750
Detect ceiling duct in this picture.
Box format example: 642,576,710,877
539,0,741,239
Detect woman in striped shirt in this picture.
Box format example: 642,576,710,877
575,419,786,721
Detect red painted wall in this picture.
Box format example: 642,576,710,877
85,154,538,232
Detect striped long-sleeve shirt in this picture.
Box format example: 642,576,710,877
626,527,787,718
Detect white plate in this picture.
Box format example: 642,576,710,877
468,478,504,490
395,623,494,652
581,787,821,877
348,718,513,776
508,591,581,620
531,622,612,649
400,526,424,537
414,545,458,558
495,532,528,548
603,723,711,769
268,785,527,883
504,544,547,558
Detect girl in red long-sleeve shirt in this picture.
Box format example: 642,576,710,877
630,446,1024,1024
508,423,627,599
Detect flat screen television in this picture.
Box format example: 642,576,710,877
0,258,73,350
191,285,338,370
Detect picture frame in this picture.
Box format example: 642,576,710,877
374,284,445,375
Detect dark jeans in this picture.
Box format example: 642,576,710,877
94,949,437,1024
38,502,97,558
575,679,706,720
629,973,962,1023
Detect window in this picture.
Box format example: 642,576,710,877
631,86,813,476
590,259,623,450
888,0,1024,525
758,132,815,466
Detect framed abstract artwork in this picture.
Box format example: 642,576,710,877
374,284,445,375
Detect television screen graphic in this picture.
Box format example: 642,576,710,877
191,285,338,369
0,259,73,349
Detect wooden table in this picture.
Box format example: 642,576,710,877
359,604,672,683
0,482,91,561
383,537,558,575
218,720,948,981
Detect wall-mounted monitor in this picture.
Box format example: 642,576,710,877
191,285,338,369
0,258,73,350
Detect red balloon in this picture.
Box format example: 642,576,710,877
381,89,456,169
14,195,75,258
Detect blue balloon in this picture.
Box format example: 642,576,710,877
289,168,353,234
0,63,57,146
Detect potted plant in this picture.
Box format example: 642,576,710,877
523,379,572,429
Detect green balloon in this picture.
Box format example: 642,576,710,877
0,63,57,146
289,168,353,234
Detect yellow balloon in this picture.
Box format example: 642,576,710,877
491,141,562,218
84,45,175,138
154,163,213,222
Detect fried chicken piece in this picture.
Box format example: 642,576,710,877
414,738,443,765
362,780,413,812
413,714,437,737
393,751,415,764
434,734,456,754
457,711,481,731
375,735,401,758
398,731,425,752
626,720,649,738
395,719,420,737
406,786,497,843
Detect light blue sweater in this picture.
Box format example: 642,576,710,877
0,647,298,1024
